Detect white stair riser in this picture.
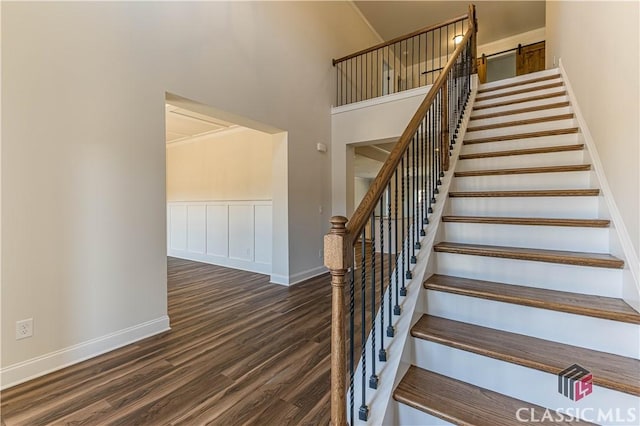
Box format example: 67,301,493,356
441,222,609,253
474,88,566,109
394,402,453,426
447,196,599,219
465,119,578,140
477,77,563,98
461,134,581,155
435,252,623,297
471,95,569,118
412,340,640,425
470,106,573,128
456,150,586,171
451,171,591,191
478,69,561,91
425,291,639,358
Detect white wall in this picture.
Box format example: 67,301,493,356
331,86,430,217
166,127,273,202
545,1,639,255
1,1,379,386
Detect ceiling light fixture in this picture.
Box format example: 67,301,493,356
453,34,464,45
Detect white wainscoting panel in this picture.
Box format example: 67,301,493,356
254,204,273,265
187,205,206,254
206,205,228,257
168,200,272,275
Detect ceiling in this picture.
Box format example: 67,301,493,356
165,104,237,144
354,1,545,46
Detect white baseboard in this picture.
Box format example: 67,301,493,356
559,60,640,312
168,250,271,276
270,265,328,286
0,315,170,390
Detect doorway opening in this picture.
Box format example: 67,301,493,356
164,93,289,284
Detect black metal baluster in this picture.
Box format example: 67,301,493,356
369,215,378,389
349,261,355,426
420,121,427,235
431,22,435,83
423,116,430,223
418,31,422,87
378,198,387,361
403,39,407,92
365,52,369,101
394,170,401,315
427,106,434,215
400,155,408,292
359,232,368,421
409,136,416,265
387,181,395,334
404,149,412,282
411,135,418,264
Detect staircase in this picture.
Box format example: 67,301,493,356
391,69,640,425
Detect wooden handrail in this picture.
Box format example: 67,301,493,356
325,7,477,424
332,13,469,65
345,27,474,242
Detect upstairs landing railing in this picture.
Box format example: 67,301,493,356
333,7,477,107
324,5,477,425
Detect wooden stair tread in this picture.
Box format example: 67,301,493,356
459,144,584,160
411,315,640,396
476,82,564,102
425,274,639,324
442,215,609,228
465,127,578,144
433,242,624,269
449,189,600,197
455,164,591,177
477,74,561,94
394,366,594,426
474,91,567,111
471,101,571,121
467,113,575,132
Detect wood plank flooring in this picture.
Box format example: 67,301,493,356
1,258,339,426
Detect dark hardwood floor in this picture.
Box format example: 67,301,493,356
1,258,338,426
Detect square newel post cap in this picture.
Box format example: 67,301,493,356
324,216,349,271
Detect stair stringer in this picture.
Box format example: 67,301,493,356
372,85,478,426
558,59,640,313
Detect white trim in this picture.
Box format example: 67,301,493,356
168,249,272,275
348,1,384,44
331,85,430,115
0,316,170,390
270,265,328,286
166,125,249,147
559,60,640,312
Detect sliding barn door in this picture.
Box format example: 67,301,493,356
516,41,545,76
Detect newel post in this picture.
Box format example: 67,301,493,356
324,216,349,426
469,3,478,74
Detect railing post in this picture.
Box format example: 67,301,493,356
469,3,478,74
441,81,450,172
324,216,349,426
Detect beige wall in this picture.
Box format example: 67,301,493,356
546,1,639,255
167,128,273,202
1,1,378,381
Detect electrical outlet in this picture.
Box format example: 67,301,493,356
319,249,323,259
16,318,33,340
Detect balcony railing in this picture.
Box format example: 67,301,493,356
333,10,475,107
